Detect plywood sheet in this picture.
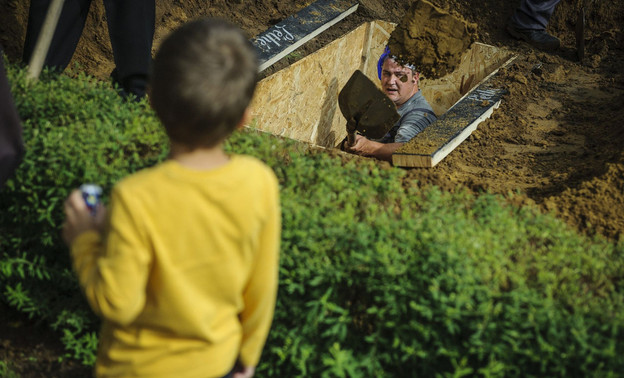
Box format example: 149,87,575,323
360,21,395,86
421,42,513,116
250,24,363,147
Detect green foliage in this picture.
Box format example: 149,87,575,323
252,149,624,377
0,64,168,364
0,360,20,378
1,64,623,376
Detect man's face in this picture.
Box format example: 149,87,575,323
380,58,418,107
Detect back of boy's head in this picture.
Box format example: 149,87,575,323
150,18,258,148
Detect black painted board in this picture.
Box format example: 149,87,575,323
393,77,507,168
251,0,358,72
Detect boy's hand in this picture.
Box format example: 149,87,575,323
233,360,255,378
62,189,107,246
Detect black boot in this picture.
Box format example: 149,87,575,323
506,24,560,51
111,69,148,101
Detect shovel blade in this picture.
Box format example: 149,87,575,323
338,70,399,139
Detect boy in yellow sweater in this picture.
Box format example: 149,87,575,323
62,18,280,378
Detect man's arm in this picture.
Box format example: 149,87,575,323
345,135,404,162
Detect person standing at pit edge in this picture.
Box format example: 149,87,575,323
343,46,437,162
23,0,155,100
506,0,562,51
62,18,281,378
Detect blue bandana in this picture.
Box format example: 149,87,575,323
377,46,417,79
377,46,391,80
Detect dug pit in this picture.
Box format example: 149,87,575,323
250,19,513,167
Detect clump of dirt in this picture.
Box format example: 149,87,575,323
387,0,477,79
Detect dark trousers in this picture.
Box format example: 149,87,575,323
23,0,155,97
510,0,561,30
0,47,25,188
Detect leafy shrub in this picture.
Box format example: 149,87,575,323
1,64,623,376
265,176,624,377
0,64,168,364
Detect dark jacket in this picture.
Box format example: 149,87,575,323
0,47,25,188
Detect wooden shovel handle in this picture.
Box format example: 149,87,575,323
346,119,357,147
27,0,66,81
347,131,356,147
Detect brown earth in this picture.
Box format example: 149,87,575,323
1,0,623,376
388,0,477,79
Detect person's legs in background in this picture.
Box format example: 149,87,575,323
22,0,154,101
22,0,92,71
104,0,155,100
507,0,561,51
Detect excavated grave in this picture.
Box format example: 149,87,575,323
249,0,515,167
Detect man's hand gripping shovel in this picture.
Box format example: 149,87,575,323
338,70,400,149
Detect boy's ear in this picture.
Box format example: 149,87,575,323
236,107,252,129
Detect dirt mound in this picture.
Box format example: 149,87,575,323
387,0,477,79
408,49,624,240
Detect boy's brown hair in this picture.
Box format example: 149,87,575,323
150,18,258,148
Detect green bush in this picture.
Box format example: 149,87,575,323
0,64,168,364
268,176,624,377
1,64,623,376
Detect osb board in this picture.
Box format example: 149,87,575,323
359,21,395,86
420,42,513,116
249,20,395,148
392,56,515,168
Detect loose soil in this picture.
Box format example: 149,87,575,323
388,0,477,79
1,0,623,376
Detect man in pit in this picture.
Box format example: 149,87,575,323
343,47,437,162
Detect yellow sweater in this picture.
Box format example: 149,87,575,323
71,156,281,377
